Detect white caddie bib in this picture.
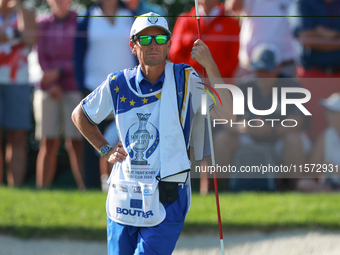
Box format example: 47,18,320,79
106,67,167,227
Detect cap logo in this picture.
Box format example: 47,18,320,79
148,14,158,24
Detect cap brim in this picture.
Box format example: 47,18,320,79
251,62,275,71
132,25,171,38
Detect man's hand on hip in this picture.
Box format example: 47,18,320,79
106,141,128,164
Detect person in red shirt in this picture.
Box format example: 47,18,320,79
169,0,240,79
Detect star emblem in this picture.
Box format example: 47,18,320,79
110,75,116,81
114,86,119,93
130,99,136,106
120,95,127,102
142,98,149,104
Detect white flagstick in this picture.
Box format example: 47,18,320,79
206,98,225,255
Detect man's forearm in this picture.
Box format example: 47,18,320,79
205,63,234,121
191,39,234,121
72,104,110,152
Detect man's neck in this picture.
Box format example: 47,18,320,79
140,63,166,85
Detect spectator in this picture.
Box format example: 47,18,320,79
169,0,240,79
212,44,311,191
74,0,136,189
297,93,340,192
0,0,37,186
122,0,166,16
33,0,85,189
289,0,340,140
227,0,296,78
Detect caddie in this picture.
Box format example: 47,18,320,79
72,12,233,255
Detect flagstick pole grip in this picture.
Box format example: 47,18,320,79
194,0,204,77
194,7,202,41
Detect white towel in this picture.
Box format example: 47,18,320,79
159,63,191,182
190,111,206,161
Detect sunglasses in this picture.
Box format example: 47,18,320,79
134,35,170,46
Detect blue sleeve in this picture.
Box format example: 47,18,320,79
289,0,316,38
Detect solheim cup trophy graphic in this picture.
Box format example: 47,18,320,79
131,113,151,165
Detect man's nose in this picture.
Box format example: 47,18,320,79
149,37,157,47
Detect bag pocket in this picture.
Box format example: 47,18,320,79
158,180,179,203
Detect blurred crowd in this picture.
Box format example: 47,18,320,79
0,0,339,193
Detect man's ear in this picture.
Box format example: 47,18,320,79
130,41,137,55
166,39,172,55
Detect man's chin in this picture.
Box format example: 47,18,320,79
145,58,164,67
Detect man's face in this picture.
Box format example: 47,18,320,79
130,27,171,68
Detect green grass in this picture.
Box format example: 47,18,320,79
1,187,340,240
0,187,106,240
184,193,340,232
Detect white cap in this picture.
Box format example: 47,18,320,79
130,12,171,39
320,93,340,112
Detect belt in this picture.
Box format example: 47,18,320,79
314,65,340,74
